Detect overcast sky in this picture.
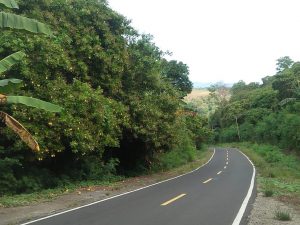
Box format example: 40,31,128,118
108,0,300,84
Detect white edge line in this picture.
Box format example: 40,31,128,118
21,149,216,225
232,149,256,225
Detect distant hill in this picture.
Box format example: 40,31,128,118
193,82,233,88
184,88,218,117
193,82,213,88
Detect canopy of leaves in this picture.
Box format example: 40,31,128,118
161,59,193,97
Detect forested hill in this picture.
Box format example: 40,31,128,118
0,0,211,195
210,56,300,152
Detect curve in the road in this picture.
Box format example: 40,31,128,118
20,148,256,225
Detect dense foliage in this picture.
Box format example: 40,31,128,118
0,0,210,195
211,56,300,152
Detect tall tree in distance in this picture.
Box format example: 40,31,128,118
276,56,294,72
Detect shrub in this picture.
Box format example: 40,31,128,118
275,210,292,221
264,189,274,197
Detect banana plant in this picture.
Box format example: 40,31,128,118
0,0,62,152
0,0,52,35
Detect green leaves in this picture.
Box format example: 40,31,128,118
0,51,26,74
0,78,22,86
7,96,63,112
0,78,22,94
0,12,52,35
0,80,63,112
0,0,18,9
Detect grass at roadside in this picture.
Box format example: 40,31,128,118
220,142,300,205
151,147,213,181
0,180,119,208
0,148,212,208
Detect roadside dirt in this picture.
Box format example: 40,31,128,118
247,191,300,225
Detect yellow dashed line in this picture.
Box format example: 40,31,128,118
203,178,213,184
161,194,186,206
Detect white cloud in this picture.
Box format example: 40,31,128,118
108,0,300,84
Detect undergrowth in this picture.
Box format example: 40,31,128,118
0,147,212,207
221,142,300,199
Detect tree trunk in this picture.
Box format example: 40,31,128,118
235,116,241,141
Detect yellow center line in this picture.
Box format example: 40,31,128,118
217,171,222,175
203,178,213,184
161,193,186,206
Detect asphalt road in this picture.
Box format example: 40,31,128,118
22,148,256,225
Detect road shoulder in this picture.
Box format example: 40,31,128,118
247,191,300,225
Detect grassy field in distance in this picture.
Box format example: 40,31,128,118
185,88,210,102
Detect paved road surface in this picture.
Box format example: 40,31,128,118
21,148,256,225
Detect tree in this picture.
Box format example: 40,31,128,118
272,61,300,101
276,56,294,72
161,59,193,97
223,101,244,141
0,0,61,151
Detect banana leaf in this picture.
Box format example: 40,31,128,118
0,78,22,86
0,51,26,74
0,0,18,9
0,12,53,36
0,78,23,94
279,98,296,106
0,111,40,152
7,96,63,112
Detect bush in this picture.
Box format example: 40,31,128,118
264,189,274,197
275,210,292,221
0,158,20,195
219,126,239,142
152,131,197,171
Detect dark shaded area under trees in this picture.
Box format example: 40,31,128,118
0,0,210,195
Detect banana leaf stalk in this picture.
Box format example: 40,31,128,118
0,111,40,151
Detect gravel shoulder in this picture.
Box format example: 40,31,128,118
247,189,300,225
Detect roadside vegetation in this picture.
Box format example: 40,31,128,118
221,142,300,204
275,210,292,221
210,56,300,151
0,147,212,207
